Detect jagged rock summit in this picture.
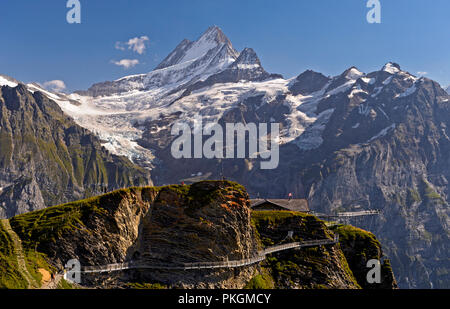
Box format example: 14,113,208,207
156,26,238,70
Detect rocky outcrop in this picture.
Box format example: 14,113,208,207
132,181,259,288
289,70,331,96
10,187,159,268
5,181,396,289
139,181,258,264
334,225,397,289
9,181,260,288
252,211,360,289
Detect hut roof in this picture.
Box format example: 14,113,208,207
250,199,310,213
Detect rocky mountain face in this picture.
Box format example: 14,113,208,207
4,181,396,289
295,69,450,289
8,26,448,288
180,47,283,96
0,83,151,218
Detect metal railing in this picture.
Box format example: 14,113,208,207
313,210,380,219
78,235,339,274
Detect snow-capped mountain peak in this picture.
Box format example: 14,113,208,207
0,74,19,88
344,67,365,80
231,48,261,69
382,62,401,74
155,26,238,71
323,67,365,94
80,26,239,98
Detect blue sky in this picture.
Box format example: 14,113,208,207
0,0,449,91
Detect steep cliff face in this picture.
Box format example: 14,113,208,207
138,181,257,265
0,84,151,218
131,181,260,288
333,225,397,289
2,181,396,289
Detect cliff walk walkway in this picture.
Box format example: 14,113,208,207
313,210,380,219
78,235,339,274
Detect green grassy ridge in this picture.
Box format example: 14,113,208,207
23,250,55,288
249,210,361,289
0,221,28,289
251,210,311,223
9,181,244,251
0,219,55,289
3,184,167,288
332,225,381,258
9,186,157,251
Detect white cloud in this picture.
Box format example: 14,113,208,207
112,59,140,69
42,80,66,92
115,36,149,54
127,36,149,54
417,71,428,76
